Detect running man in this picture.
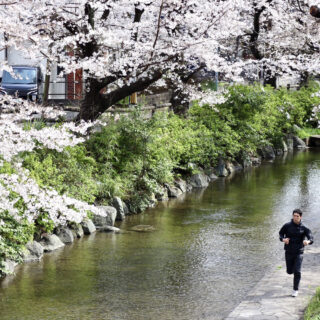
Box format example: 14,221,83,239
279,208,313,297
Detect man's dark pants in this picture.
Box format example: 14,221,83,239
285,252,303,290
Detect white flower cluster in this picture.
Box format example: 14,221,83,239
0,98,105,229
310,105,320,127
189,84,227,108
196,91,227,108
0,166,106,227
0,97,99,161
0,95,66,122
311,92,320,98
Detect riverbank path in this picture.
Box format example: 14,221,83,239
226,232,320,320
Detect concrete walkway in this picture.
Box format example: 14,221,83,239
225,244,320,320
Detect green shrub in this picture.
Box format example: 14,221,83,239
23,119,47,131
0,210,34,276
292,81,320,125
0,161,34,276
22,146,99,204
297,128,320,139
17,83,320,214
86,111,177,205
305,287,320,320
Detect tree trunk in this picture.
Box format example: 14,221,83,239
249,4,277,88
169,64,205,115
264,76,277,87
263,68,277,87
298,71,309,89
170,86,190,115
78,78,107,121
79,71,163,121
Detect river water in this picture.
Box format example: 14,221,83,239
1,150,320,320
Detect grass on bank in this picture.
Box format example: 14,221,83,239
297,128,320,139
305,288,320,320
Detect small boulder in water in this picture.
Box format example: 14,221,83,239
130,225,156,232
99,226,121,233
81,219,96,235
40,234,65,252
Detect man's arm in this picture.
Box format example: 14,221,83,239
304,227,314,245
279,224,288,242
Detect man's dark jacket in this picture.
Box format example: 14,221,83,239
279,219,313,254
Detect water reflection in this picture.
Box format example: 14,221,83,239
1,150,320,320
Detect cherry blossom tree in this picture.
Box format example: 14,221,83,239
1,0,320,117
1,0,248,119
233,0,320,87
0,95,106,231
2,1,320,264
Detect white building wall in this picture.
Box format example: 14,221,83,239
49,63,66,100
7,45,46,71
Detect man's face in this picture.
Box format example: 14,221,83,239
293,213,302,224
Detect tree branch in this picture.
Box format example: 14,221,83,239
79,70,163,121
132,4,145,41
296,0,306,14
310,6,320,18
153,0,164,49
0,2,17,5
249,6,265,60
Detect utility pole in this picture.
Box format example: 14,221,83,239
42,60,51,105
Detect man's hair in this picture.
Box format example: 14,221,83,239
293,208,303,217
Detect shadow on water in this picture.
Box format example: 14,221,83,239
1,149,320,320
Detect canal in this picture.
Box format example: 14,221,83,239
1,150,320,320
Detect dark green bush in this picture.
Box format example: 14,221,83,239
22,146,99,204
0,211,34,276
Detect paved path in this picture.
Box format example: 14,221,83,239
225,243,320,320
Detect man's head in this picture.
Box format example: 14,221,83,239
292,209,303,224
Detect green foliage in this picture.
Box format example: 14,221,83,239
86,211,94,220
189,103,241,160
22,145,99,204
117,96,130,106
9,191,28,214
304,287,320,320
161,113,217,168
34,212,55,237
223,84,266,120
19,83,320,215
0,161,16,175
297,128,320,139
86,111,177,207
0,161,34,276
201,80,218,91
23,119,47,131
192,83,320,157
292,81,320,126
0,211,34,276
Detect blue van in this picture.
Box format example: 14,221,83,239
0,65,42,102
